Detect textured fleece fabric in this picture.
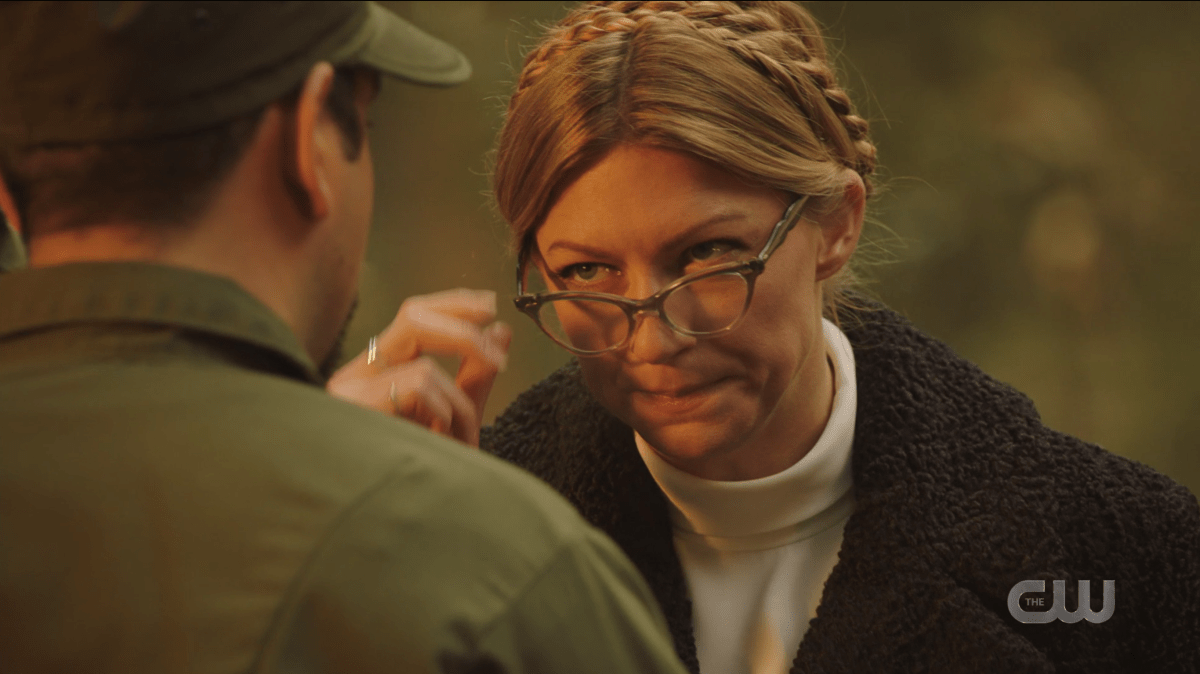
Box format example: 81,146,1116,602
482,303,1200,674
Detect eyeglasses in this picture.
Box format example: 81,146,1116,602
514,195,811,356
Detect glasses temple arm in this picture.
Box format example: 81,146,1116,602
516,243,532,295
758,195,811,261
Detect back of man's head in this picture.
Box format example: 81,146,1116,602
0,1,470,240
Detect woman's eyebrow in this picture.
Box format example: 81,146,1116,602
543,240,616,258
660,211,754,249
543,212,754,257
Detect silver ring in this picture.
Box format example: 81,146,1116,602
367,335,379,366
388,380,400,414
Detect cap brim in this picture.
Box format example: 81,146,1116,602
331,2,471,86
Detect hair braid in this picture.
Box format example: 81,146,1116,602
510,1,877,193
513,7,636,99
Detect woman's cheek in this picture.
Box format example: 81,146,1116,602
579,359,630,413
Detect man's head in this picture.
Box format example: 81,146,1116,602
0,1,469,374
0,64,376,245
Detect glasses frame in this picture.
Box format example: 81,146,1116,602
514,195,812,356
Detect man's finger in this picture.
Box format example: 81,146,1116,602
385,289,499,344
394,288,499,323
457,321,512,421
390,357,479,446
375,294,504,369
390,363,451,427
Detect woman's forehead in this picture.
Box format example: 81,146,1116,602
537,208,761,258
536,145,786,255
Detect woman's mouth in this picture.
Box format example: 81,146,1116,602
636,375,724,396
632,378,731,411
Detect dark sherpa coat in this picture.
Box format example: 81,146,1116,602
481,304,1200,674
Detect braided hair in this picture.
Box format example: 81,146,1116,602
493,1,878,317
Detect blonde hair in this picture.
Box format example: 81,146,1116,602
492,1,878,318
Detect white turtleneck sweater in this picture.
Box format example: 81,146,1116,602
635,318,857,674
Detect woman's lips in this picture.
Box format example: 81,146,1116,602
632,377,731,408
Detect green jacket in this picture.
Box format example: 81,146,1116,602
0,262,687,674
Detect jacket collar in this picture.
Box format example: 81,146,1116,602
0,261,321,383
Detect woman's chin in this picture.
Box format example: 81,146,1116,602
633,416,752,476
614,383,752,467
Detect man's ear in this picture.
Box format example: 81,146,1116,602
815,171,865,282
0,168,27,271
281,62,337,222
0,168,20,235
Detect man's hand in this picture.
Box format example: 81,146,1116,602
326,289,512,446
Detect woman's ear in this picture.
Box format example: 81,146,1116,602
281,62,337,222
815,171,865,281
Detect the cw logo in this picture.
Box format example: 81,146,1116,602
1007,580,1115,624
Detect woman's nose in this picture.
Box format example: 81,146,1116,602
625,310,695,364
621,271,695,362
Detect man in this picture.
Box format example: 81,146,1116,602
0,3,688,673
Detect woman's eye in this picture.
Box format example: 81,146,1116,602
558,263,609,283
571,264,600,281
687,241,736,263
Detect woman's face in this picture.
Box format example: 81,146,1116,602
535,144,861,480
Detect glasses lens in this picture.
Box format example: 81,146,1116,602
538,298,630,353
662,272,750,334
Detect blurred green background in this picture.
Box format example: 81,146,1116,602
348,1,1200,495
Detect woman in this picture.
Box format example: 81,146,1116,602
331,2,1200,672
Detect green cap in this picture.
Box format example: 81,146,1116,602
0,1,471,147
